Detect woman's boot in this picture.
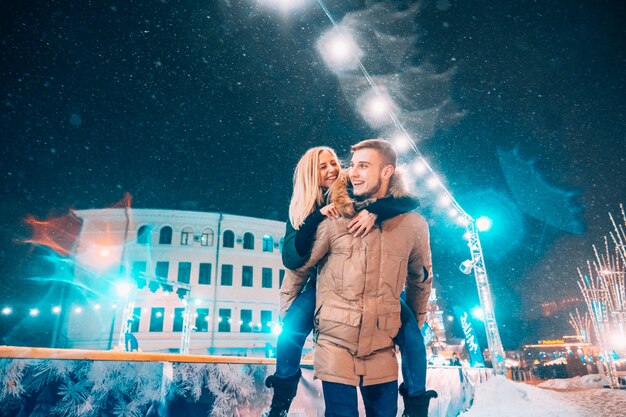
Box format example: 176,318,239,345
399,383,438,417
264,370,301,417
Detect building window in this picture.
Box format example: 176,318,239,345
195,308,209,332
149,307,165,332
223,230,235,248
173,308,184,332
240,309,252,333
279,237,284,253
279,269,285,288
262,235,274,252
243,232,254,250
199,263,212,285
180,228,192,245
201,229,214,247
178,262,191,284
262,268,272,288
129,307,141,332
159,226,173,244
218,309,231,332
221,264,233,286
131,261,147,284
155,262,169,281
261,310,272,333
242,266,253,287
137,226,151,245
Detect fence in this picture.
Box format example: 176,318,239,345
0,346,492,416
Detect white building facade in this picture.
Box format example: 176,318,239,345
66,208,294,357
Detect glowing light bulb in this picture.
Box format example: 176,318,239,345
413,160,427,175
368,96,388,117
471,307,485,321
272,324,283,335
457,216,470,227
476,216,493,232
317,28,362,71
437,194,452,207
391,133,411,153
116,282,132,297
426,176,439,189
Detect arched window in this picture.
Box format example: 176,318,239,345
180,227,193,246
262,235,274,252
243,232,254,250
137,225,151,245
201,228,214,247
223,230,235,248
159,226,173,244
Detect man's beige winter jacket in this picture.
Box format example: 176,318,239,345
280,171,433,386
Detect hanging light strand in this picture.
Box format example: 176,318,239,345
315,0,470,220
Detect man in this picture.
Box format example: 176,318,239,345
124,325,139,352
280,139,436,417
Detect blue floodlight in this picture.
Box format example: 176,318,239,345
471,306,485,321
116,282,133,297
476,216,493,232
272,323,283,336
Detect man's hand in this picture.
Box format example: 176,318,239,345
348,209,377,237
320,203,340,219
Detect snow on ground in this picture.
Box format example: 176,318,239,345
537,374,608,389
459,375,626,417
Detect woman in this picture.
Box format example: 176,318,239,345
264,146,427,417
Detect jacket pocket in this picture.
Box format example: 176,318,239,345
377,312,401,339
317,304,361,350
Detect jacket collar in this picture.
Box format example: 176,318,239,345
328,167,412,218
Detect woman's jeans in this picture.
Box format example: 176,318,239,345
275,287,427,396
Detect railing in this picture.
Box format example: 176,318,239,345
0,346,492,416
0,345,299,364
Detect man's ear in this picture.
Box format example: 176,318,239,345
382,165,395,179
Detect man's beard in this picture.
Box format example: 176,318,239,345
354,180,381,201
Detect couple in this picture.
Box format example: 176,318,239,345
266,139,437,417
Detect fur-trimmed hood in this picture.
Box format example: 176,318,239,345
328,166,413,218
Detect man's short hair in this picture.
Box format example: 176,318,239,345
350,138,397,167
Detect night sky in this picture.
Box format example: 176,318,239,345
1,0,625,349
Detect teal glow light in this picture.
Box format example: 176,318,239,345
476,216,493,232
471,306,485,321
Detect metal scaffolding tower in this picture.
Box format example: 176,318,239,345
466,218,507,375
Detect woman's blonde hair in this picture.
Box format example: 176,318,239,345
289,146,341,229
